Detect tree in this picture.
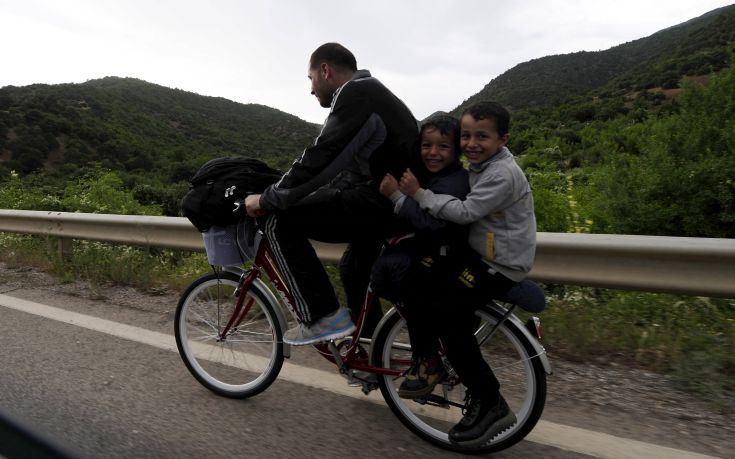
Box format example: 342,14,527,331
591,65,735,237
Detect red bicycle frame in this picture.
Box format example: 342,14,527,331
218,230,404,378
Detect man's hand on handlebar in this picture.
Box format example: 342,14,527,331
245,194,266,217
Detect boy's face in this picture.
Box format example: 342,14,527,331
460,115,509,164
420,127,455,173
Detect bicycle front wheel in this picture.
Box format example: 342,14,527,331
372,304,547,453
174,271,284,398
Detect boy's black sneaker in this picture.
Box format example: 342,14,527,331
398,355,445,399
449,393,517,447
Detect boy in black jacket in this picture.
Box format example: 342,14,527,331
372,113,469,397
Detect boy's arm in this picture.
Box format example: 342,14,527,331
394,195,452,232
392,171,470,232
414,169,515,224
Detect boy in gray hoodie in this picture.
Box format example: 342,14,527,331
397,101,536,446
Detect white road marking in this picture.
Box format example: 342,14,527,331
0,293,722,459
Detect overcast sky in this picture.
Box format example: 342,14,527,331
1,0,732,124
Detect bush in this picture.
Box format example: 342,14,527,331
588,65,735,237
537,286,735,401
0,169,161,215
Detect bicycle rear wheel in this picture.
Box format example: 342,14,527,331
372,304,547,453
174,271,284,398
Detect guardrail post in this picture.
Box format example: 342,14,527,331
56,237,73,261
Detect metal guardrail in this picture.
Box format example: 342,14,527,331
1,209,734,298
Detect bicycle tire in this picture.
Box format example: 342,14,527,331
372,304,547,453
174,271,284,398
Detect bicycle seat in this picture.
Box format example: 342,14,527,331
498,279,545,313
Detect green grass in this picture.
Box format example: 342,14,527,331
526,285,735,402
0,233,210,292
1,233,733,402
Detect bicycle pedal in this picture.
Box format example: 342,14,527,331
412,394,450,409
348,370,378,387
361,383,378,395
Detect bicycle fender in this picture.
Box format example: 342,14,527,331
372,305,552,376
369,307,401,364
371,307,400,339
486,301,553,375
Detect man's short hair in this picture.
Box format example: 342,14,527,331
309,43,358,72
463,101,510,136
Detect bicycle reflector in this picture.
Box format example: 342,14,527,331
525,317,541,340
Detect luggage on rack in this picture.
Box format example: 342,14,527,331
181,156,282,232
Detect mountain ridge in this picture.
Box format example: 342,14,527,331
1,5,733,219
451,4,735,115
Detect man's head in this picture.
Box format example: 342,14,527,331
308,43,358,108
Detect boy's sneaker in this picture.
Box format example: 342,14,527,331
283,308,356,346
398,355,445,399
449,393,517,447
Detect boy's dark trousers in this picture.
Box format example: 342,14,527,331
264,187,410,325
406,247,516,398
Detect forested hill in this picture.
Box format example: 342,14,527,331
0,77,319,178
2,4,732,183
1,5,733,233
453,4,735,113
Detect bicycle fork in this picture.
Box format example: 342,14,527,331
217,269,259,341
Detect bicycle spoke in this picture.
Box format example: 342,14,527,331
373,306,546,453
175,273,284,398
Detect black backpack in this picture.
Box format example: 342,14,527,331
181,156,282,232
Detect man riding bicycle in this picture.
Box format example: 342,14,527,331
245,42,418,345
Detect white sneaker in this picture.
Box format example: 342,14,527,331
283,308,356,346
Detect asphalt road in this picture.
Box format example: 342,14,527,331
0,303,595,459
0,272,728,459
